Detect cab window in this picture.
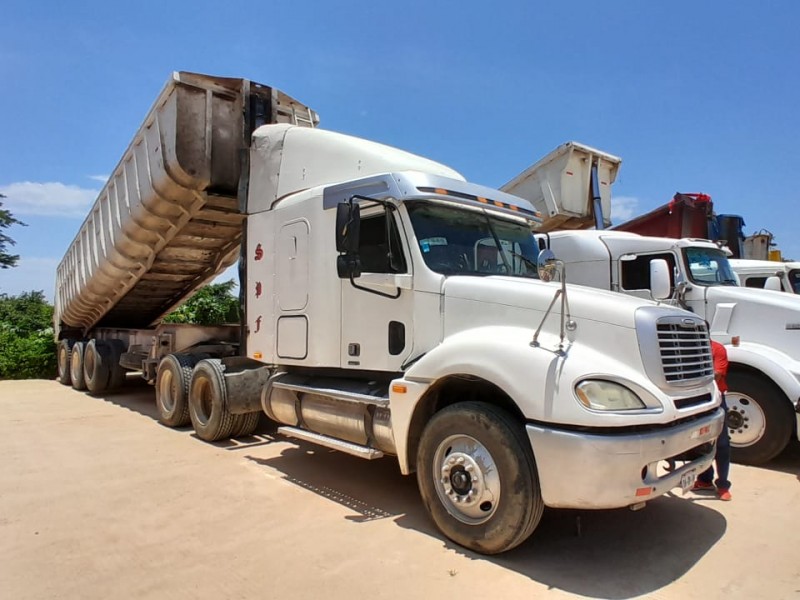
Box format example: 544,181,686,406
621,253,676,291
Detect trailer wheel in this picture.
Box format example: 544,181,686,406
84,339,111,395
727,371,793,465
156,354,196,427
232,411,261,437
106,339,127,391
416,402,544,555
57,339,74,385
70,341,87,391
188,359,237,442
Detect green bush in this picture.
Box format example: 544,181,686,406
0,291,57,380
163,280,240,325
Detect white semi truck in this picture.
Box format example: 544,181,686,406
729,258,800,294
503,143,800,465
55,72,723,554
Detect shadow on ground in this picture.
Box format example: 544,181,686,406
246,441,727,599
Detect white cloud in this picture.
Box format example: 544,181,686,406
0,256,59,301
610,195,639,223
88,175,109,183
0,181,99,217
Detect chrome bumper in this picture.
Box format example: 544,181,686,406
526,408,725,509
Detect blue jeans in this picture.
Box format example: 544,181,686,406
699,394,731,489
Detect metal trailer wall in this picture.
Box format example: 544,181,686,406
54,72,318,336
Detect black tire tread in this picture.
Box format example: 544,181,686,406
57,339,74,386
189,359,237,442
232,411,261,437
416,401,544,554
70,341,87,391
727,370,793,465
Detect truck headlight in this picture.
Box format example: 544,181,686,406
575,380,646,411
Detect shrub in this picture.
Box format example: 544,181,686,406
163,280,240,325
0,291,57,380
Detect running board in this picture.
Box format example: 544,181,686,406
277,426,385,460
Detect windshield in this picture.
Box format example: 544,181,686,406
683,246,738,286
406,201,539,278
788,269,800,294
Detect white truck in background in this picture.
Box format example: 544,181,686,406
54,72,723,554
729,258,800,294
503,143,800,465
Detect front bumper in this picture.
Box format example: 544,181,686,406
526,408,725,509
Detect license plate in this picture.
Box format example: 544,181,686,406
680,469,697,492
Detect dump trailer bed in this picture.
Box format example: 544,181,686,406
55,72,317,335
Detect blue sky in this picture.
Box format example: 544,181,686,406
1,1,799,300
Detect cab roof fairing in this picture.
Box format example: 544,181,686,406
322,172,543,226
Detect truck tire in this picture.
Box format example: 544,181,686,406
727,371,793,465
57,339,74,385
70,341,87,391
232,411,261,437
416,402,544,555
84,339,111,395
188,359,237,442
156,354,196,427
106,339,127,391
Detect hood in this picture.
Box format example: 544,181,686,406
443,275,653,330
706,285,800,356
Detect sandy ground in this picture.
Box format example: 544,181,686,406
0,379,798,600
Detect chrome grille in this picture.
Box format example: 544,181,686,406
656,318,714,383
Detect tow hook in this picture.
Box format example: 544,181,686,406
629,502,647,511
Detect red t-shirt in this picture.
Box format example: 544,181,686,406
711,340,728,393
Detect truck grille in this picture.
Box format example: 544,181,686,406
657,318,714,383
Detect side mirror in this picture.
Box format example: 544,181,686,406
650,259,672,300
336,201,361,254
765,275,782,291
337,255,362,279
537,248,558,282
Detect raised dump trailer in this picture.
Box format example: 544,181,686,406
500,141,621,231
55,71,318,335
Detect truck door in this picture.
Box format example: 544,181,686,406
340,210,414,372
618,252,678,301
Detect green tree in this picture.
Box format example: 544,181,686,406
163,280,240,325
0,291,56,380
0,194,26,269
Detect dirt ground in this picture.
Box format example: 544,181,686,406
1,380,798,600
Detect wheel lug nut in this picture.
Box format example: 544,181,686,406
456,457,465,465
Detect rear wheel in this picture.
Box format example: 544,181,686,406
70,341,87,391
106,339,127,391
416,402,544,555
57,339,74,385
232,411,261,437
84,339,111,395
156,354,197,427
188,359,237,442
727,371,793,465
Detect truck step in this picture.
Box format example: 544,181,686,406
277,426,384,460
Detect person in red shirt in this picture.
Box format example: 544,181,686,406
693,339,732,500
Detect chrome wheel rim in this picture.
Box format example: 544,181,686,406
726,392,767,447
194,378,212,426
432,434,500,525
159,369,176,413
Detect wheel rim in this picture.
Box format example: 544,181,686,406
70,347,82,380
432,434,501,525
726,391,767,447
194,378,213,426
58,345,68,378
84,345,95,377
159,369,176,413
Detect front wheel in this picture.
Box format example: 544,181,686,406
416,402,544,555
727,371,793,465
